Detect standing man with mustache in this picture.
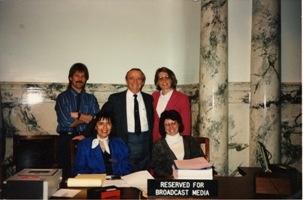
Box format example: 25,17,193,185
55,63,99,179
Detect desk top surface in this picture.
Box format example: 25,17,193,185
53,167,301,199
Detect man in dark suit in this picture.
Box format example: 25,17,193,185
101,68,153,172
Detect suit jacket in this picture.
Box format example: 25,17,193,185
74,137,131,176
152,90,191,142
150,136,203,177
101,90,154,142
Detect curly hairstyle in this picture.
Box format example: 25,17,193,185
159,110,184,138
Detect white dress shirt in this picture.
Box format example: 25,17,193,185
126,90,148,133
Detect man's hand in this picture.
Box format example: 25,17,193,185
70,119,82,128
79,114,93,124
70,113,93,129
72,135,85,141
70,112,79,119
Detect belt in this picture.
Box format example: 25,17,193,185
59,131,78,136
128,131,149,136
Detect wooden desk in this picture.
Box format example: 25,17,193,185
215,166,301,199
53,166,301,199
72,187,142,199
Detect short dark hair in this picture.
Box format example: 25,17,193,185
154,67,178,90
159,110,184,138
88,111,114,137
125,68,146,83
68,63,89,88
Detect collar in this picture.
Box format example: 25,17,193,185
70,87,83,96
91,136,109,149
160,89,173,97
127,90,142,98
165,133,182,145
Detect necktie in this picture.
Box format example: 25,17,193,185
134,94,141,133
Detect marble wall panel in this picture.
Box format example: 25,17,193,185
280,84,302,170
228,83,250,174
0,82,301,173
228,104,250,174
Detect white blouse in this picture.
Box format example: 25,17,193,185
156,89,173,117
165,133,184,160
91,136,110,154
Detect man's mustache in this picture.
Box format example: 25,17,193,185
76,81,84,84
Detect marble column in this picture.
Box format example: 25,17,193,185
199,0,228,175
250,0,281,166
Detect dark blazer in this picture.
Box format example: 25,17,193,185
151,135,204,177
101,90,154,142
74,137,131,176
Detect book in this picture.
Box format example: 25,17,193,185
67,174,106,187
173,157,213,180
174,157,212,169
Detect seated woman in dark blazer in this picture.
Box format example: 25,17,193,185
74,111,131,176
150,110,204,177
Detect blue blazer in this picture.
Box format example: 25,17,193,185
73,137,131,176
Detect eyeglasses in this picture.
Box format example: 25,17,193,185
158,76,170,81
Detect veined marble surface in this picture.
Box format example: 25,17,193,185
250,0,281,166
200,0,228,175
280,83,302,170
0,82,301,173
0,82,199,136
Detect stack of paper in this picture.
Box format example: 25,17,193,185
67,174,106,187
173,157,213,180
122,170,154,192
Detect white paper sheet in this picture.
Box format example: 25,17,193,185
52,188,81,198
102,179,129,188
121,170,153,196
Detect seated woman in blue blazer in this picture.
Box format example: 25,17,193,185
74,111,131,175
